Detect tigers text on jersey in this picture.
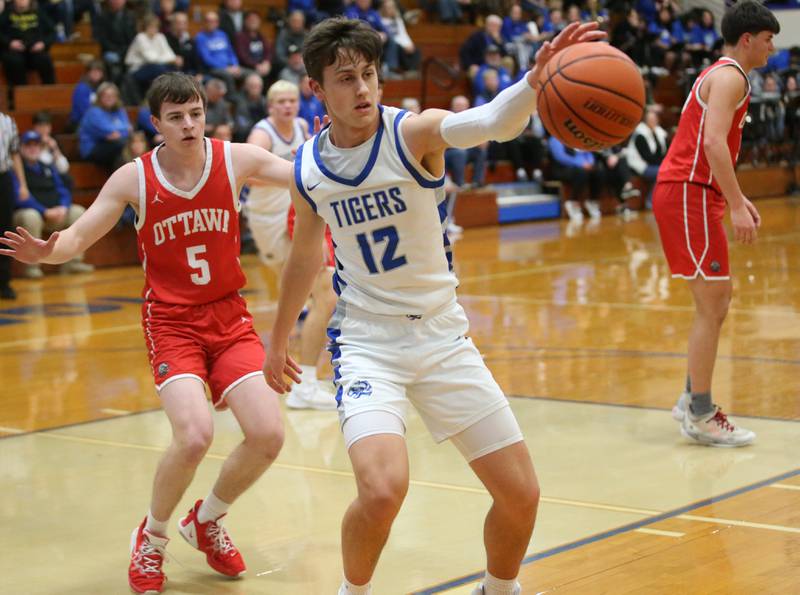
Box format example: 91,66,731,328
134,137,246,305
657,57,750,194
246,117,305,216
295,105,457,316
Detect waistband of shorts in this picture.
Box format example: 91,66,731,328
143,289,243,307
335,298,460,323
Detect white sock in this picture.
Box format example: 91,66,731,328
300,364,318,383
338,578,371,595
145,511,168,537
481,571,520,595
197,492,230,524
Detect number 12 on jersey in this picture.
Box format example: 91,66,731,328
356,225,407,274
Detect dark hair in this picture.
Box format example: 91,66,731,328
721,1,779,46
32,110,51,125
147,72,207,118
302,17,383,84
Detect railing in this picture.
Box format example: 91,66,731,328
421,56,463,108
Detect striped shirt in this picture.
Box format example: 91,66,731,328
0,112,20,173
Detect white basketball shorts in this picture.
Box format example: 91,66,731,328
247,210,290,269
327,301,515,444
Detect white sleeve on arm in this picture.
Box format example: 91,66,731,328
440,77,538,148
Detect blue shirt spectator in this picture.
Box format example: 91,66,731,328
196,23,239,69
473,64,512,95
548,136,594,169
502,14,529,43
299,92,326,130
344,0,387,35
12,163,70,213
79,100,131,158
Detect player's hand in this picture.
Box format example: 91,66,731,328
730,200,758,244
532,22,607,84
313,114,330,135
264,348,302,394
0,227,59,263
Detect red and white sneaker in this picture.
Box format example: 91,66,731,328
178,500,246,577
681,406,756,447
129,519,168,594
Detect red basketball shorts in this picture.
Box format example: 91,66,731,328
287,204,336,267
653,181,730,280
141,292,265,410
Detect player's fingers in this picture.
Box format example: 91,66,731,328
0,248,17,256
45,231,60,248
286,354,303,374
4,230,24,243
284,365,302,384
266,371,287,394
16,226,36,241
0,236,21,248
579,30,608,43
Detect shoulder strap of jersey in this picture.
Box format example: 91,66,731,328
134,156,147,231
294,141,317,213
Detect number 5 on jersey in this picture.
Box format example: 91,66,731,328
187,245,211,285
356,225,407,274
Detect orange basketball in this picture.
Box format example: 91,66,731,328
537,42,645,151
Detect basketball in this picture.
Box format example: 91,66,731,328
537,42,646,151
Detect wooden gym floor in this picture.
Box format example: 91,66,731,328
1,197,798,594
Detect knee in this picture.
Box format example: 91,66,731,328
245,423,285,462
175,426,214,465
697,287,732,323
497,476,540,524
359,474,408,525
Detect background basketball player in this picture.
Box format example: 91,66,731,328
653,1,779,447
247,80,337,410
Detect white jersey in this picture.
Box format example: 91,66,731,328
247,117,305,216
295,105,457,316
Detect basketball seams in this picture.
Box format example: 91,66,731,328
547,75,626,141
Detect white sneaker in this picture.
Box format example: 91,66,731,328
447,221,464,235
564,200,584,222
285,379,337,410
585,200,602,219
471,584,520,595
24,265,44,279
681,407,755,447
672,391,689,422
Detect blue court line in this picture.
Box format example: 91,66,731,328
505,393,800,423
412,466,800,594
480,344,800,367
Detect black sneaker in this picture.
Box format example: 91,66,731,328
0,285,16,300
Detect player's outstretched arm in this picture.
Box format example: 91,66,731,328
703,67,760,244
264,177,327,394
401,21,606,160
231,142,293,188
0,162,135,264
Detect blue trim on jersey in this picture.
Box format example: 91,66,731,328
332,271,347,296
313,105,385,187
438,199,453,271
327,327,343,406
294,144,318,212
393,109,445,189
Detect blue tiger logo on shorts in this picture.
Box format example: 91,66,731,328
348,380,373,399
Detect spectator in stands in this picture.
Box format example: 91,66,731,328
0,110,28,299
548,135,604,221
69,60,105,131
125,14,179,97
459,14,506,78
210,122,233,141
0,0,56,95
566,5,583,25
204,77,233,134
232,72,266,141
78,82,131,170
345,0,399,75
32,110,71,191
473,45,512,95
444,94,487,189
626,107,667,188
234,10,272,83
542,8,565,37
165,11,197,75
95,0,137,84
611,9,651,69
196,10,243,91
12,129,93,277
379,0,420,76
156,0,177,33
502,3,536,69
649,5,684,72
598,145,641,218
686,8,719,67
278,44,305,86
435,0,464,24
288,0,320,26
126,130,148,159
401,97,421,114
275,10,306,72
298,73,325,129
581,0,608,24
218,0,244,46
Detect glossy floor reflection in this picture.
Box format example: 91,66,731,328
1,198,799,593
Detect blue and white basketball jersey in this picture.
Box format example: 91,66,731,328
295,105,457,316
248,117,305,216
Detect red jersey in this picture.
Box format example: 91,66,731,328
657,57,750,194
134,137,246,305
